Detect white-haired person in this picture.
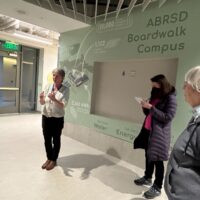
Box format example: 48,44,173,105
39,68,70,170
164,66,200,199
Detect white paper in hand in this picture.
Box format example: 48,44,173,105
134,97,143,104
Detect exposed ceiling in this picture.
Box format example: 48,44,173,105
0,0,89,33
0,0,89,45
23,0,147,23
22,0,183,24
0,14,60,40
0,0,183,45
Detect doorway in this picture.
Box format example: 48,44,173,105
20,46,38,112
0,55,20,113
0,46,39,114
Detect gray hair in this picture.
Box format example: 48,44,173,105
52,68,65,79
185,66,200,93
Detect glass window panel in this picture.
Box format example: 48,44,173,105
20,47,38,112
0,91,16,108
0,57,17,87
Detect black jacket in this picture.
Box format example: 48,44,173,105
134,89,177,161
164,116,200,200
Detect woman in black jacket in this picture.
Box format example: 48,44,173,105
164,66,200,200
133,74,177,199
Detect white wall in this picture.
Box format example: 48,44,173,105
36,46,58,111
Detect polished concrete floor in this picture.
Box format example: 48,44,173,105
0,114,168,200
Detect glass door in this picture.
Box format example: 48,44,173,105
20,46,38,112
0,55,20,113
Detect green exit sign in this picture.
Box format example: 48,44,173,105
2,41,20,51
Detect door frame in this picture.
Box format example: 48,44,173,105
0,53,21,113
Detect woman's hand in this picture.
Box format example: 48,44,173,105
141,100,153,109
40,91,44,98
39,91,45,105
48,92,56,101
48,92,64,108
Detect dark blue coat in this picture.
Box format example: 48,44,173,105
134,89,177,161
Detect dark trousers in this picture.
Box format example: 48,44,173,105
42,115,64,161
144,150,164,189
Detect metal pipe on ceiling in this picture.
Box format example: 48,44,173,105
83,0,87,23
116,0,125,19
47,0,55,11
59,0,67,15
0,19,19,31
104,0,111,21
142,0,152,12
94,0,98,24
71,0,77,19
127,0,137,16
159,0,167,8
35,0,42,6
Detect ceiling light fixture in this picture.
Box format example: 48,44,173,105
8,52,18,57
13,31,54,45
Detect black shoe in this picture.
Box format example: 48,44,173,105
143,184,161,199
134,176,152,186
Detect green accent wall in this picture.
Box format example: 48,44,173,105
59,0,200,144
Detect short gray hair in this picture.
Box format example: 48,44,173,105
52,68,65,79
185,66,200,93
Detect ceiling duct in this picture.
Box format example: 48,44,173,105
0,15,19,31
0,14,60,45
